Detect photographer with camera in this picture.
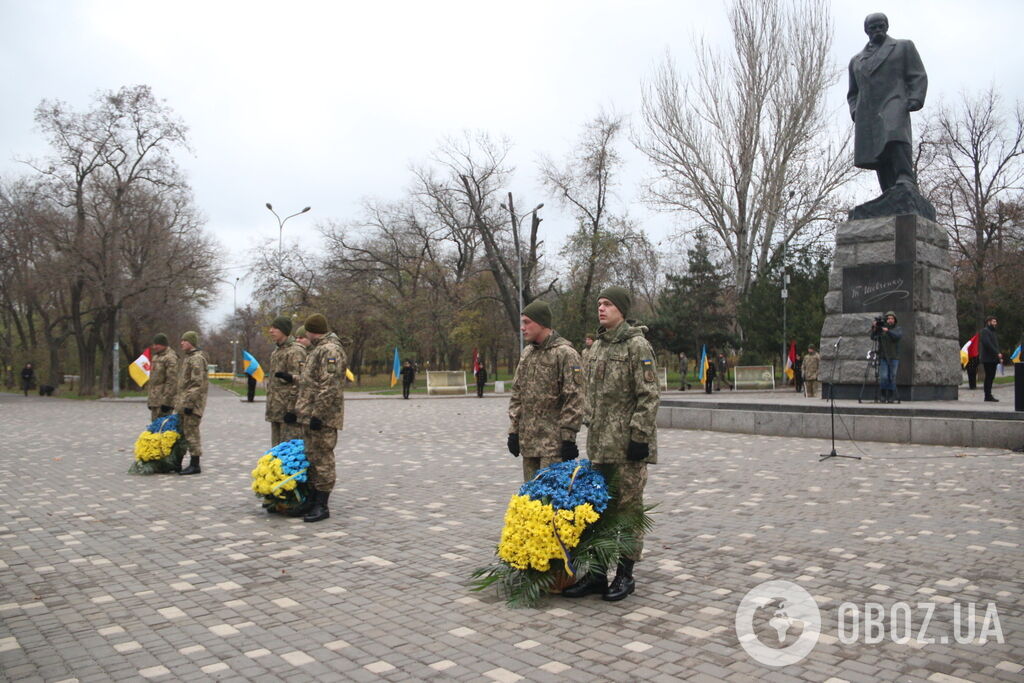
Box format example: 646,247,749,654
870,311,903,403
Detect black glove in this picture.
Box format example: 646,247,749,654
309,416,323,431
507,433,520,457
160,405,173,414
283,412,297,424
183,407,194,416
626,440,649,461
560,440,579,462
274,371,294,383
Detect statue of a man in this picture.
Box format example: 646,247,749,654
848,13,928,192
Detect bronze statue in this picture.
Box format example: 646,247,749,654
848,13,928,192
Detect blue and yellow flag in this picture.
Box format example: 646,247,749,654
390,347,401,387
1011,344,1021,363
242,350,265,382
698,345,708,385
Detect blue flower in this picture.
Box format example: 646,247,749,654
146,414,179,434
519,460,609,513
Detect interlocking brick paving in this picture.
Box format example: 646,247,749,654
1,389,1020,681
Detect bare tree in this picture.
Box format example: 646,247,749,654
437,132,552,341
917,88,1024,326
636,0,852,308
27,85,215,394
540,111,634,331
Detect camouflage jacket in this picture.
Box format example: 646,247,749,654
802,350,820,380
147,346,179,409
584,321,660,464
295,332,346,430
174,348,209,417
508,332,584,459
265,338,306,422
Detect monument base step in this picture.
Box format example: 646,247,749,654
657,397,1023,449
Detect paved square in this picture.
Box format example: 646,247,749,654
1,389,1021,681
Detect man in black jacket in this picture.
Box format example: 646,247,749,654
400,360,415,399
980,316,1003,402
870,311,902,403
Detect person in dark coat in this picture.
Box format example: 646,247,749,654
979,316,1003,402
476,363,488,398
847,13,927,192
704,349,716,395
400,360,416,399
20,363,34,397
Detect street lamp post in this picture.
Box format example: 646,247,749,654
218,276,241,376
265,203,311,314
500,194,544,350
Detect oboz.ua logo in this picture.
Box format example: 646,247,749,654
735,580,822,667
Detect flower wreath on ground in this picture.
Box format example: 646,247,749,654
470,459,653,608
251,439,311,513
128,414,187,474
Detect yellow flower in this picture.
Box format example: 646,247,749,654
496,496,600,572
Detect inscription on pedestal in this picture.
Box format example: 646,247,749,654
842,262,914,314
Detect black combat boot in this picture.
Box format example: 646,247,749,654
603,559,636,601
561,569,608,598
304,490,330,523
178,457,201,475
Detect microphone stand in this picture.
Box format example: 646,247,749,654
820,337,861,462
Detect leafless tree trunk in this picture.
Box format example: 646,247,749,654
636,0,851,306
917,88,1024,327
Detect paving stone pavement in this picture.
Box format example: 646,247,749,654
1,388,1021,682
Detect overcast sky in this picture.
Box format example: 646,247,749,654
2,0,1022,327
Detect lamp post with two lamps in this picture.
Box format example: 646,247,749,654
265,203,311,315
499,193,544,350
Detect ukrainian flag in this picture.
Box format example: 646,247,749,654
698,345,708,385
242,350,265,382
1012,344,1021,363
390,347,401,387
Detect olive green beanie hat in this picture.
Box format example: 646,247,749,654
270,316,293,336
598,286,632,318
521,300,552,329
304,314,329,335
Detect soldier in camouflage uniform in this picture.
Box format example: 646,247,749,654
294,325,310,349
265,316,307,446
147,333,179,421
294,313,346,523
563,286,660,602
507,300,584,482
174,331,209,475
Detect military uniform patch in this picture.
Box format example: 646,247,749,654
642,358,655,383
326,358,338,374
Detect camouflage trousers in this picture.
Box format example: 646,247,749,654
595,462,649,562
304,427,337,492
271,421,305,447
522,455,560,483
180,414,203,459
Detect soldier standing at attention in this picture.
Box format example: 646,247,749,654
175,331,209,476
507,300,584,482
563,286,660,602
147,333,179,421
266,316,306,445
294,314,346,523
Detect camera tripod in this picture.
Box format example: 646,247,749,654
858,335,901,404
858,338,881,403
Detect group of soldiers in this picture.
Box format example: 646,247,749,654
507,285,660,603
141,285,658,578
143,314,347,523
